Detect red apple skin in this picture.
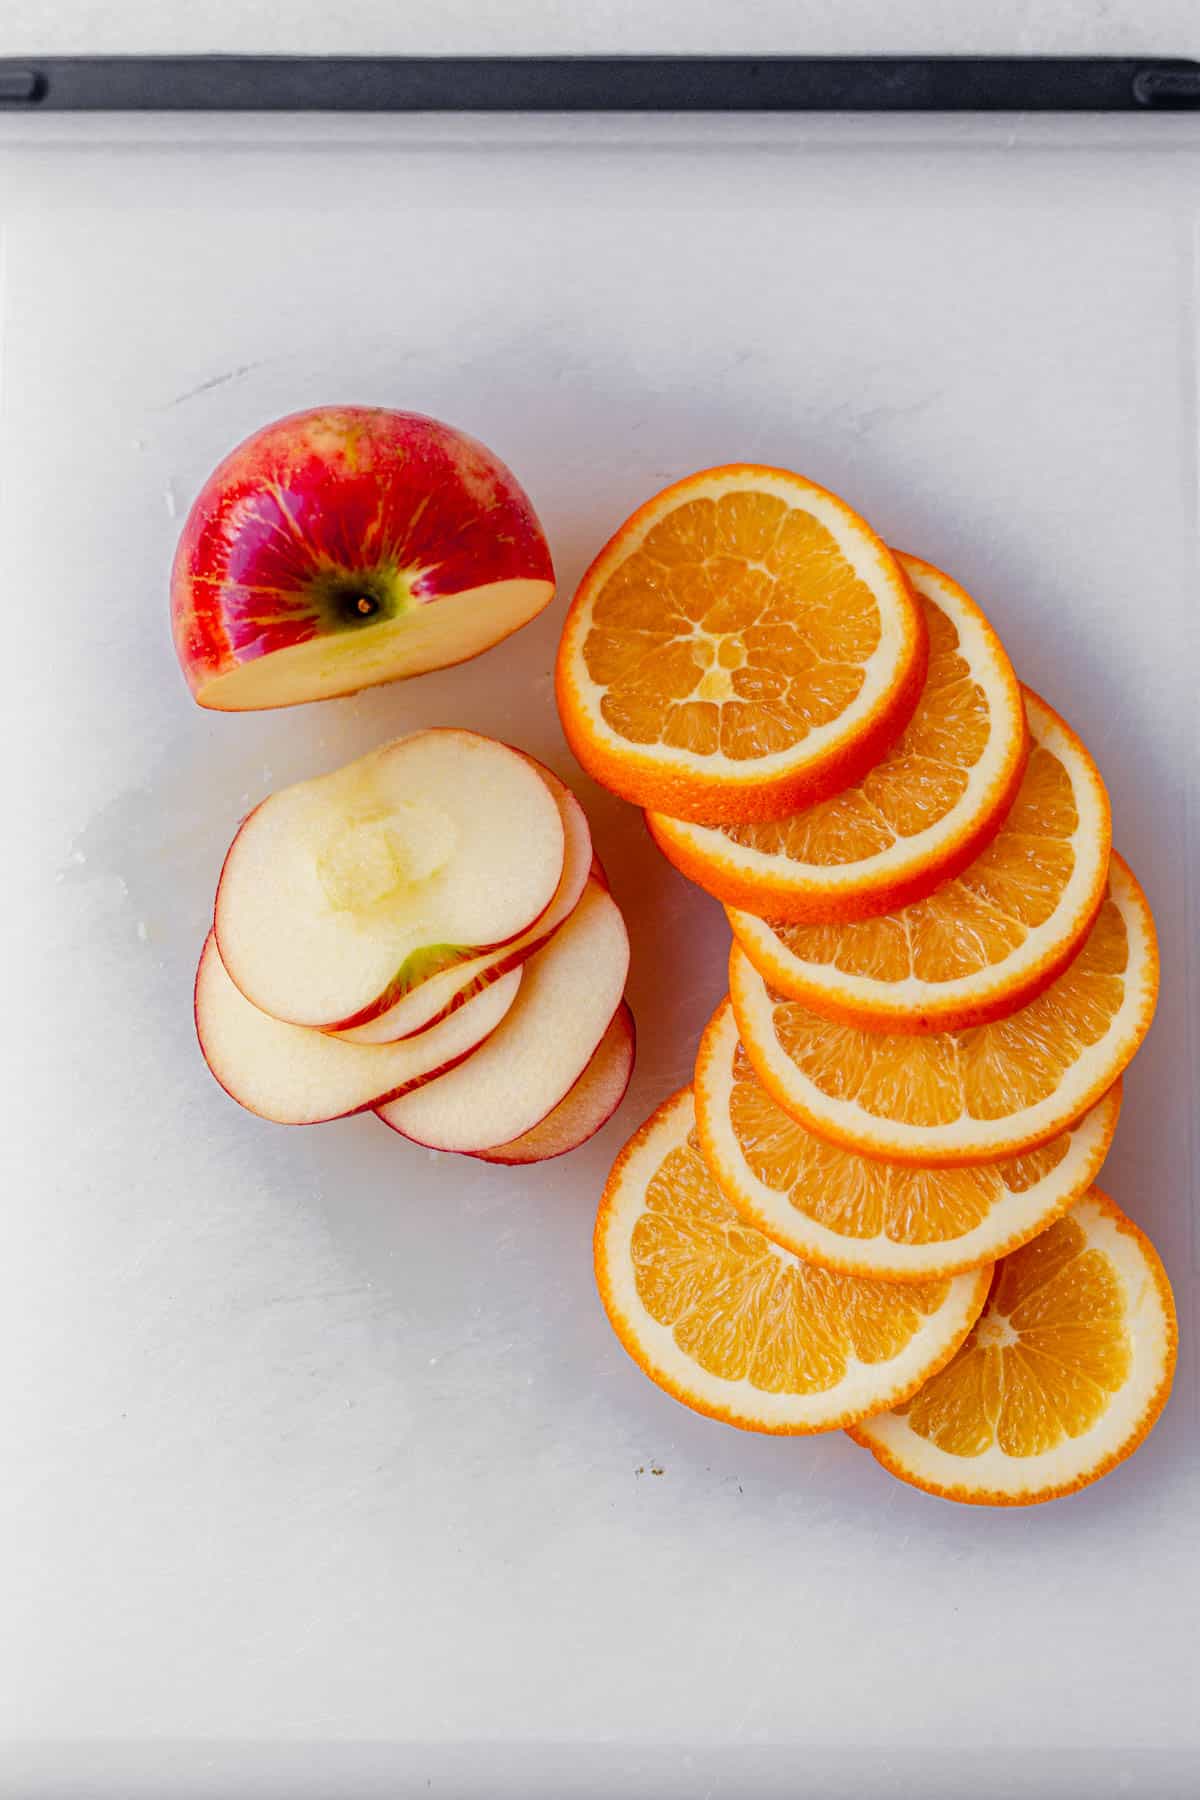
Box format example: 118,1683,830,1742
471,1002,636,1165
171,406,554,706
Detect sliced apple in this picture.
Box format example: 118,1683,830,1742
195,933,522,1124
214,730,565,1030
336,757,592,1044
376,877,630,1153
473,1002,635,1165
172,407,555,712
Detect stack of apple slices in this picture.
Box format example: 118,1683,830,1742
196,729,635,1164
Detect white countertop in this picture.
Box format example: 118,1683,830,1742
1,0,1197,59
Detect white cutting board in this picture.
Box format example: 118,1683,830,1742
1,114,1197,1797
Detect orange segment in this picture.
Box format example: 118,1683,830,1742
850,1190,1177,1505
557,467,927,825
694,1000,1122,1280
648,554,1028,920
594,1087,991,1434
588,501,884,753
730,691,1111,1030
729,854,1157,1165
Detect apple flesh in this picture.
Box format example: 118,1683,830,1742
376,877,630,1153
472,1002,635,1165
195,933,522,1125
172,407,555,711
214,730,565,1030
335,756,592,1043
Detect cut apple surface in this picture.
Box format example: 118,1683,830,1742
172,407,555,711
336,756,592,1044
377,877,630,1152
215,730,565,1030
195,933,522,1124
473,1002,636,1165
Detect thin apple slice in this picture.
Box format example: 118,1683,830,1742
473,1002,636,1165
377,877,630,1153
214,730,565,1030
336,758,592,1044
195,933,521,1124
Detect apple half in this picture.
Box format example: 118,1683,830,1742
195,933,521,1124
214,730,565,1030
472,1002,635,1165
335,757,592,1043
376,877,630,1153
172,407,555,711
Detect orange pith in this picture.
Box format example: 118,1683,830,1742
729,853,1157,1165
774,895,1127,1126
633,1134,950,1387
743,732,1074,972
648,556,1027,921
849,1190,1177,1505
727,689,1110,1030
694,1000,1122,1281
556,468,927,825
585,499,879,762
594,1088,991,1434
732,1046,1065,1239
723,558,1021,867
723,584,988,848
899,1212,1129,1454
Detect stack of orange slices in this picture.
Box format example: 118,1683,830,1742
559,466,1176,1507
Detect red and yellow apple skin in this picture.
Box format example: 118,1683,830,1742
171,407,555,710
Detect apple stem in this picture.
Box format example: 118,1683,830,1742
355,596,377,616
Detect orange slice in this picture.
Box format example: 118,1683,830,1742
729,689,1110,1030
730,853,1157,1166
594,1087,991,1434
556,467,927,825
848,1190,1177,1505
695,1000,1121,1282
649,554,1027,921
